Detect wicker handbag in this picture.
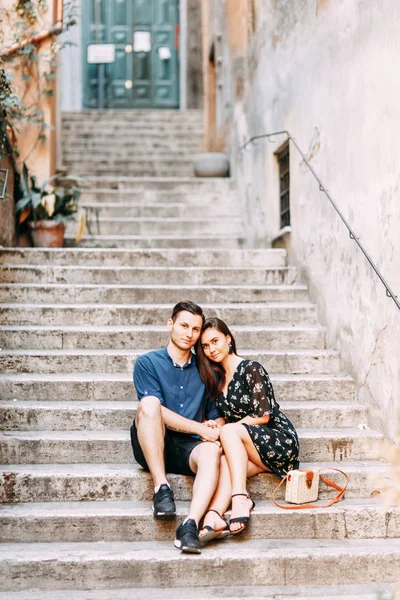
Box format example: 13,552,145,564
272,467,349,509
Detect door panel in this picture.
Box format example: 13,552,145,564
151,0,179,107
109,0,133,108
83,0,179,109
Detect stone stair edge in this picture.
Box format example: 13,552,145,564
0,583,397,600
0,427,382,438
0,460,388,474
0,372,351,382
0,283,308,291
0,347,335,356
0,398,364,409
0,497,388,515
1,497,397,544
1,538,400,592
0,460,388,503
0,323,324,332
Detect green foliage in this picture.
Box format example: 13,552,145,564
0,1,78,161
0,67,24,160
15,161,84,225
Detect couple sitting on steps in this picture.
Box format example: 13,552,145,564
131,300,300,554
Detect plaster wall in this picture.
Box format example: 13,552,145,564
0,0,57,182
215,0,400,437
59,3,82,112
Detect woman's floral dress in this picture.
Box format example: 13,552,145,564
216,359,299,477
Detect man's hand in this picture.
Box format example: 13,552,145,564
198,422,221,443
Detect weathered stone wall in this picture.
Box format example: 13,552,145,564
214,0,400,437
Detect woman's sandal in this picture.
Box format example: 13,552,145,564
199,509,230,544
229,493,256,536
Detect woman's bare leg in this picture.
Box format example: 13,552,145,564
199,454,266,537
220,422,269,533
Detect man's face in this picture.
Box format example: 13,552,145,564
168,310,203,351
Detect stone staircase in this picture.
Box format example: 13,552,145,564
0,109,399,599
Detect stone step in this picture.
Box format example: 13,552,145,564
78,176,237,192
0,461,387,503
62,109,203,119
63,148,201,159
5,264,278,290
0,283,308,304
81,202,241,218
0,248,285,268
0,498,395,543
63,142,202,153
79,190,238,204
64,158,199,168
62,135,203,147
0,583,396,600
62,136,203,148
62,117,203,128
64,164,196,178
0,428,381,464
0,400,366,431
64,234,245,249
1,265,292,286
0,302,315,327
62,119,203,128
62,128,203,138
0,373,354,402
0,324,325,350
0,348,341,375
66,217,244,237
1,538,399,591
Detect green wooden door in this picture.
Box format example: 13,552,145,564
83,0,179,109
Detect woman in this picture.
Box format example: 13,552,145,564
196,317,299,538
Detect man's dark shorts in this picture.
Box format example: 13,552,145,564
130,420,203,476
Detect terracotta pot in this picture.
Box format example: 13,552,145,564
193,153,230,177
28,220,65,248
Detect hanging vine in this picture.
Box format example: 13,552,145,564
0,0,77,161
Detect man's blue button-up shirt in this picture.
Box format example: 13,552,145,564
133,346,219,422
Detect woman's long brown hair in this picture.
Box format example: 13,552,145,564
195,317,238,400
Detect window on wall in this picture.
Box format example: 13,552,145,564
277,143,290,229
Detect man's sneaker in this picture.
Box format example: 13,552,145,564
174,519,202,554
152,484,176,519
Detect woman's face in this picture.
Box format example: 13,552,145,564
201,327,231,363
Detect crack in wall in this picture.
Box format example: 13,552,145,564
359,325,387,391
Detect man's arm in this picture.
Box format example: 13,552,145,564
161,406,220,442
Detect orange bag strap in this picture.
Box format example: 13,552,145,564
272,468,349,510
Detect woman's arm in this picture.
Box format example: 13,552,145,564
242,361,277,420
237,414,270,426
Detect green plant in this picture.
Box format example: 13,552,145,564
0,1,78,161
15,162,87,241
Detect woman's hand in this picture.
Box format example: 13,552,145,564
198,422,221,443
202,419,220,429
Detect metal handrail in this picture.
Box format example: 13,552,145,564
240,130,400,311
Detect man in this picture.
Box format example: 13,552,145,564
131,301,224,554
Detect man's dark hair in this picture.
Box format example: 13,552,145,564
171,301,204,323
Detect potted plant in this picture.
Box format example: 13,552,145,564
193,130,230,178
15,163,86,247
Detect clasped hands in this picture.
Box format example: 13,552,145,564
199,419,222,445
